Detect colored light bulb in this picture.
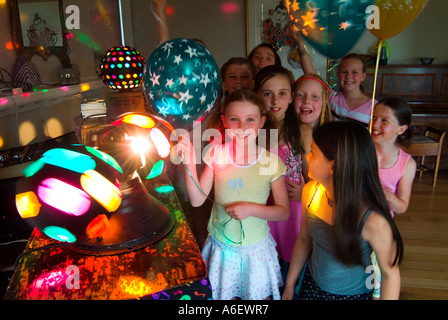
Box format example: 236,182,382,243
23,158,45,177
16,191,41,218
41,148,96,173
145,160,164,179
37,178,91,216
80,170,122,212
86,214,110,239
122,114,155,128
43,226,77,243
150,128,171,158
85,146,123,173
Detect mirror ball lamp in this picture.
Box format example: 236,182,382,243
16,114,176,255
99,45,145,93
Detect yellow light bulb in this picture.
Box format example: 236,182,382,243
80,170,122,212
16,191,41,218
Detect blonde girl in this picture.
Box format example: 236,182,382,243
293,73,332,129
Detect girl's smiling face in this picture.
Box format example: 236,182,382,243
251,46,276,74
221,101,266,145
294,79,323,128
222,64,254,94
371,102,407,144
257,74,292,122
338,58,366,93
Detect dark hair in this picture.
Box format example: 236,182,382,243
220,57,256,82
376,97,413,148
254,65,305,155
248,43,282,68
223,88,277,148
313,121,403,266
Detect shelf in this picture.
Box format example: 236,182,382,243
0,79,105,111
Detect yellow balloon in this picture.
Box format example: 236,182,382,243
369,0,430,40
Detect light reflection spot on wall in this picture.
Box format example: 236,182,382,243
19,121,37,146
45,118,64,138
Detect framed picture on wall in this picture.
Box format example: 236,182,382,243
246,0,305,78
246,0,328,79
8,0,70,64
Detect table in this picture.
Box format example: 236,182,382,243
4,174,211,300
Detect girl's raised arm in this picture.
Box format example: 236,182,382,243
174,135,214,207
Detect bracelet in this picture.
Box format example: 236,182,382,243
299,48,308,56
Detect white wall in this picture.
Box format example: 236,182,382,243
1,0,447,84
351,0,448,65
130,0,246,68
0,0,447,151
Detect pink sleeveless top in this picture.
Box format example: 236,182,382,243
378,148,411,194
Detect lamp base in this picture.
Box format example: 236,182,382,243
106,91,148,120
70,176,175,255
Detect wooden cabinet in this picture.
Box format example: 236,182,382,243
364,64,448,114
364,64,448,170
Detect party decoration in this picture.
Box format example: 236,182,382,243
368,0,430,40
286,0,373,59
367,1,429,133
99,112,174,180
100,45,145,92
143,38,220,130
16,144,124,243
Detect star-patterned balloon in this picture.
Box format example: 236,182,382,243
143,38,220,130
286,0,373,59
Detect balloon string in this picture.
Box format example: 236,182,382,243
369,39,383,134
182,160,245,245
150,1,169,43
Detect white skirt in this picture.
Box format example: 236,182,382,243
201,233,283,300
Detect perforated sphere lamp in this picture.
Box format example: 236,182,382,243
15,144,124,245
99,45,147,119
15,114,176,255
99,45,145,92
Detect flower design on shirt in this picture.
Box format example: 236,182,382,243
228,177,243,198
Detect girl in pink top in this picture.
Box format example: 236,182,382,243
330,54,377,127
254,65,312,264
371,97,416,216
370,97,416,299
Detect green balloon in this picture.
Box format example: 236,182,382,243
287,0,374,59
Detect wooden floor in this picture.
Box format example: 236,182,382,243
395,170,448,300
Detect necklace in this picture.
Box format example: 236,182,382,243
326,192,334,207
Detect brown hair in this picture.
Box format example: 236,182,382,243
223,88,277,148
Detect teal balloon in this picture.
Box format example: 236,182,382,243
288,0,373,59
143,38,220,130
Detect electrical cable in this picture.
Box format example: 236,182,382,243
0,239,29,246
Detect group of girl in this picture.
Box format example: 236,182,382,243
174,39,416,300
